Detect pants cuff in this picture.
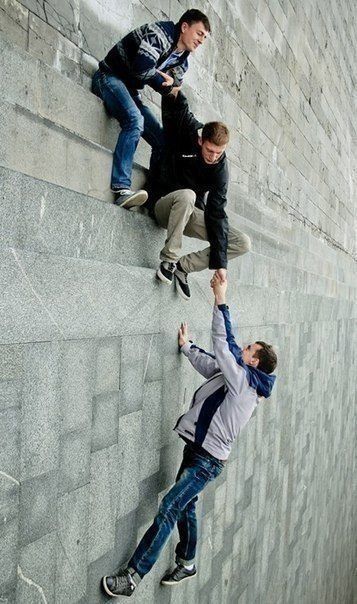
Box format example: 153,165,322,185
175,554,195,566
176,257,191,274
159,253,179,264
128,567,142,585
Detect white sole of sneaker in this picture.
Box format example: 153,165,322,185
156,268,173,285
161,573,196,586
102,576,117,597
175,277,190,301
117,190,148,208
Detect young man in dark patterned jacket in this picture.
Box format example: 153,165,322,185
101,274,277,597
92,9,210,208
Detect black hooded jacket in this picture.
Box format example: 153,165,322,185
149,92,229,269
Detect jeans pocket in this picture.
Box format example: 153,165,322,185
196,460,218,483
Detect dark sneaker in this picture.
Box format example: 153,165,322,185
113,188,148,208
156,261,176,285
160,564,197,585
174,263,191,300
102,569,136,597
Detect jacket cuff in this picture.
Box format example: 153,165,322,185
208,252,228,270
180,342,193,356
160,84,174,95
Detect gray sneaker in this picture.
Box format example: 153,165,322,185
160,564,197,585
102,569,136,597
113,188,148,208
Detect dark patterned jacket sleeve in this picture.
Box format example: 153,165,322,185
129,26,173,94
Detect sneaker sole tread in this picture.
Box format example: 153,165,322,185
102,576,117,597
114,191,148,208
161,573,196,585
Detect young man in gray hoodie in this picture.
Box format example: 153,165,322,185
102,275,277,597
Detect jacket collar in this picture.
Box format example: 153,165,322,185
245,366,276,398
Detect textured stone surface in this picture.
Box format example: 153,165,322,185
19,471,58,546
0,0,356,603
55,486,90,603
59,428,91,495
16,533,57,603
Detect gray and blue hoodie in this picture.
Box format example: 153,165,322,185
175,304,276,461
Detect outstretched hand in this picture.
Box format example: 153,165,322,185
215,268,227,283
157,70,174,87
210,273,227,305
178,322,189,347
169,86,181,98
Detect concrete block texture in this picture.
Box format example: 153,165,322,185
0,0,356,603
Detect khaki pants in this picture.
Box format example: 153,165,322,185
154,189,251,273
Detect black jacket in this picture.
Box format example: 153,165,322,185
149,92,229,269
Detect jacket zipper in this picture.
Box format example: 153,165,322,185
175,373,223,432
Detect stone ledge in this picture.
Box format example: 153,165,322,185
0,243,354,346
1,166,355,297
0,35,153,190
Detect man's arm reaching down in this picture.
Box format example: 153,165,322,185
162,91,203,148
122,27,174,94
205,179,229,270
178,322,220,379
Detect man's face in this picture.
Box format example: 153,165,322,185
242,343,262,368
179,21,209,52
198,138,227,164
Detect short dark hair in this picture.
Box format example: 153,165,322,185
202,122,229,146
254,342,277,374
178,9,211,33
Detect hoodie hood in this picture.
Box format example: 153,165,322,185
233,350,276,398
216,305,276,398
244,365,276,398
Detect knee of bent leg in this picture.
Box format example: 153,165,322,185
241,233,252,254
231,230,252,255
124,110,144,134
180,189,196,208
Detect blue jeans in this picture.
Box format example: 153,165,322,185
92,70,164,190
128,444,224,578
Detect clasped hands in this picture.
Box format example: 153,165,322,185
178,269,228,347
157,70,181,97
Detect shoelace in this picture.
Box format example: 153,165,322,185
172,565,187,578
112,572,134,591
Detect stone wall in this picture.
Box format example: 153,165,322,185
0,0,356,603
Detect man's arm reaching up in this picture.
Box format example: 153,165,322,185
178,321,220,379
209,274,248,396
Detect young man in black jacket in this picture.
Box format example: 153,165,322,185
92,10,210,208
149,90,251,299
